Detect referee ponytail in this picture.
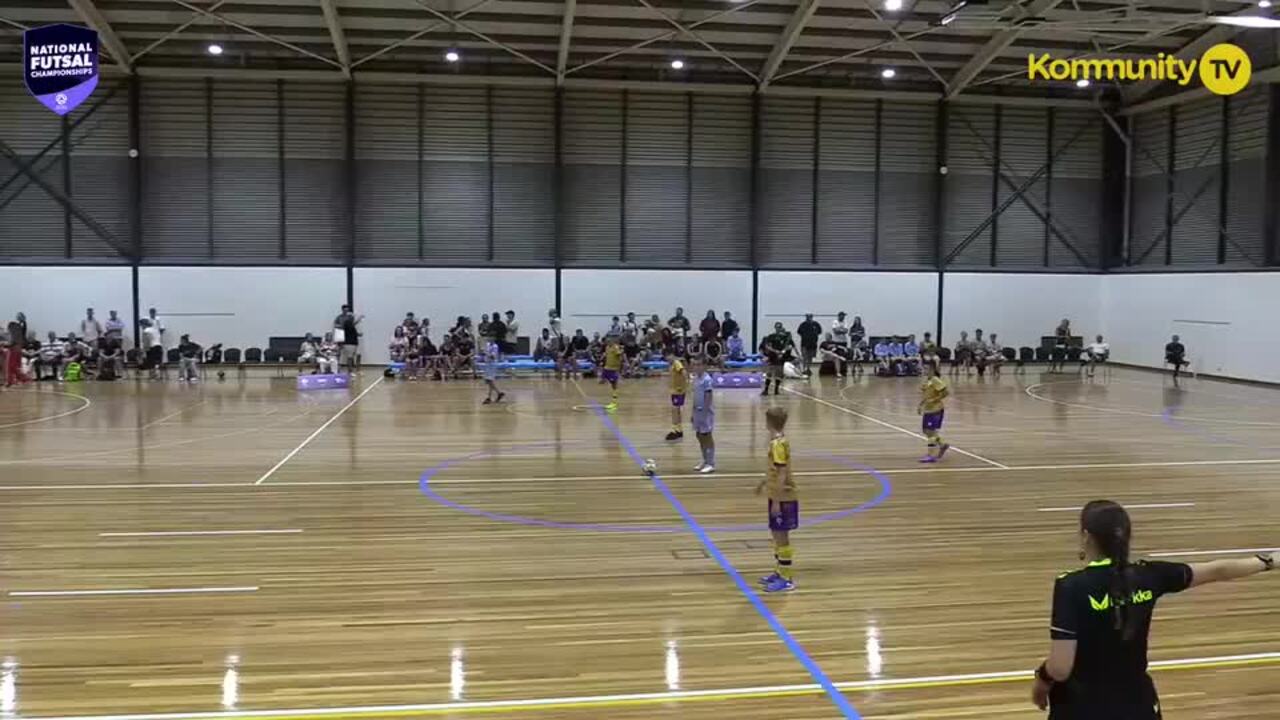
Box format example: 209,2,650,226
1081,500,1138,641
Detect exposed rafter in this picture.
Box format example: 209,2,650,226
634,0,758,82
411,0,557,75
946,0,1066,98
319,0,351,77
556,0,575,83
759,0,822,88
170,0,347,70
66,0,131,74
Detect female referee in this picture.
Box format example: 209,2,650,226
1032,500,1273,718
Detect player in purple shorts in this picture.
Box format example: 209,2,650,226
666,354,688,441
917,360,951,463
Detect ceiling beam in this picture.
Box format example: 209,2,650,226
556,0,575,83
946,0,1066,98
66,0,131,74
1121,63,1280,115
759,0,822,88
634,0,758,82
319,0,351,77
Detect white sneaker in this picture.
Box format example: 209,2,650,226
693,463,705,471
699,465,716,474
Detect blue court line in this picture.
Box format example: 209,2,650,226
586,401,864,720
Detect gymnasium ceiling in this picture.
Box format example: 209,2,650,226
0,0,1276,107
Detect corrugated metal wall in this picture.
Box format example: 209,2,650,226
2,78,1273,270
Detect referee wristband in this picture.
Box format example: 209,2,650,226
1258,554,1275,572
1035,663,1055,685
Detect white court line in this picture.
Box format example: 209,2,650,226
19,651,1280,720
1038,502,1196,512
99,529,303,537
4,456,1280,491
0,390,92,430
1149,547,1280,558
1024,380,1280,427
784,387,1010,469
255,376,384,485
9,586,259,597
138,399,208,430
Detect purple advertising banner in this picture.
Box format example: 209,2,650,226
23,24,99,116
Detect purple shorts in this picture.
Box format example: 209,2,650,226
922,409,945,432
602,369,619,384
671,393,685,407
768,500,799,531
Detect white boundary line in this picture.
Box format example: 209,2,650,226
18,651,1280,720
1024,380,1280,427
784,387,1010,469
0,390,92,430
139,400,208,430
3,456,1280,491
255,377,384,485
98,530,303,537
1149,547,1280,558
9,586,259,597
1038,502,1196,512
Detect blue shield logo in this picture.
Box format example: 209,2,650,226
23,24,99,116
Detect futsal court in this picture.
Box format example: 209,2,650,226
1,365,1277,719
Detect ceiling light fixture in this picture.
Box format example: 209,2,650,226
671,58,686,70
445,49,460,62
881,67,896,78
207,43,224,56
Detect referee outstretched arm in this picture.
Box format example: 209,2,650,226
1031,500,1273,717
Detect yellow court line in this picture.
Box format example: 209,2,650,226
31,652,1280,720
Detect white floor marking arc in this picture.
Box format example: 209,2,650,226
98,529,303,537
0,390,92,430
9,586,260,597
1038,502,1196,512
18,651,1280,720
785,387,1010,469
255,377,385,485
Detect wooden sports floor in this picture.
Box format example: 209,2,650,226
1,366,1278,720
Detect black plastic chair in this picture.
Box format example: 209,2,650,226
1019,347,1035,362
224,348,241,364
166,348,180,364
244,347,263,363
937,346,953,362
1002,347,1017,361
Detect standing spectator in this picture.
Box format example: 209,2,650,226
80,308,102,345
488,313,508,360
140,318,164,380
143,307,166,352
668,307,691,336
720,311,739,342
606,316,622,340
14,312,28,348
851,316,866,347
477,314,491,341
797,313,822,377
972,329,990,377
622,312,640,341
1165,334,1188,384
504,310,519,356
35,331,64,381
333,305,363,372
3,321,29,386
831,312,850,350
1051,318,1072,373
104,310,125,343
402,312,420,337
177,334,201,383
699,310,720,343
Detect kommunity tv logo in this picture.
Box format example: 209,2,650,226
1027,43,1252,95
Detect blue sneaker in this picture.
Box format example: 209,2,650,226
763,577,795,593
758,572,781,586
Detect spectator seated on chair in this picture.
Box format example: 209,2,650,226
819,333,850,377
317,333,341,375
62,333,94,380
35,331,64,381
389,327,409,368
986,334,1006,376
919,333,939,366
177,335,202,383
1084,334,1110,378
726,329,746,361
902,335,922,376
886,337,906,375
873,339,892,375
298,334,319,374
533,329,555,362
97,338,123,381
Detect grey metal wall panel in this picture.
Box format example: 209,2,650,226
1049,109,1101,267
562,89,622,264
1226,87,1268,265
690,95,751,266
758,96,815,266
625,92,688,262
422,87,489,263
1130,109,1169,265
354,84,418,262
944,106,994,267
283,82,344,263
140,79,209,261
1170,98,1222,266
995,107,1048,267
492,88,555,264
877,102,936,267
211,80,280,261
0,79,75,259
816,98,875,265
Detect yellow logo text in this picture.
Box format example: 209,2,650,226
1027,44,1251,96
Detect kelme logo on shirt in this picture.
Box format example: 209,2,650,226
1089,589,1155,612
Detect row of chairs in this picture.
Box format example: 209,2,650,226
121,347,325,378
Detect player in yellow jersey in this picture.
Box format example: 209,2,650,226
917,360,951,463
755,406,796,593
602,338,623,411
666,353,688,441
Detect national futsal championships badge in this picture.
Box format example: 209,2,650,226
23,23,100,116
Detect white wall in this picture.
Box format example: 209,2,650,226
355,268,555,363
0,266,132,341
758,271,937,344
1102,273,1280,383
944,273,1103,350
139,267,346,351
561,270,754,341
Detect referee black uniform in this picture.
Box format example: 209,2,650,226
1047,558,1193,720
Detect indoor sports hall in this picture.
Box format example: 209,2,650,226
0,1,1278,718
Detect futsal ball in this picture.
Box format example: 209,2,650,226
217,370,226,382
642,459,657,476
